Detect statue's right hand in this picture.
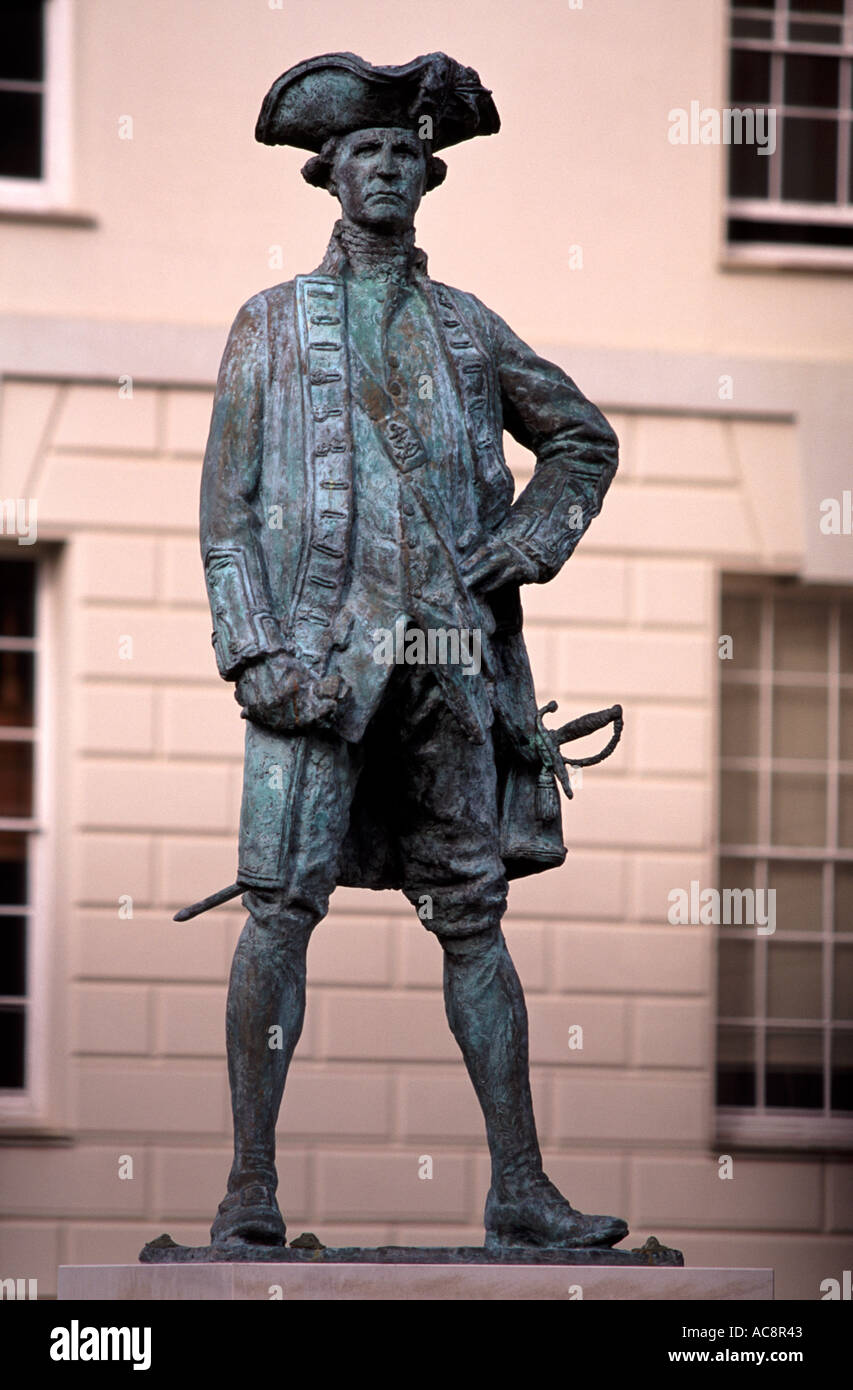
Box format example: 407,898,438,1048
234,653,345,732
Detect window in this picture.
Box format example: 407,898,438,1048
716,577,853,1148
0,0,71,212
0,553,54,1120
726,0,853,264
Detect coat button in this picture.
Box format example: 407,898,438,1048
388,354,399,369
389,381,402,396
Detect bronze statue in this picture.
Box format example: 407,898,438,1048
179,52,627,1254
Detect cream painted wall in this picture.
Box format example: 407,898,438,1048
2,0,852,360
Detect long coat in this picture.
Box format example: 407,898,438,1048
200,228,618,892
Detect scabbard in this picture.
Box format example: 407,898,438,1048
173,882,244,922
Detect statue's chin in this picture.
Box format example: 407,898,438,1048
340,203,416,235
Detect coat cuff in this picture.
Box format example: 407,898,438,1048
204,546,287,680
504,536,542,583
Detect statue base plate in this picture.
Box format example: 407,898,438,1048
138,1235,683,1266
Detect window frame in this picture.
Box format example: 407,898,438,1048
0,0,72,214
715,573,853,1153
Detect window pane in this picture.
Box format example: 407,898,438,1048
0,741,33,818
767,943,823,1018
720,855,757,890
841,605,853,674
0,832,27,904
718,937,755,1017
772,685,827,760
839,776,853,849
789,21,842,43
0,560,36,638
716,1025,756,1107
831,1030,853,1111
0,652,35,727
721,594,763,669
722,770,760,843
766,1028,823,1108
0,916,26,996
729,137,772,199
722,683,761,757
730,49,772,104
732,0,775,9
720,859,767,932
790,0,843,14
728,216,853,247
732,18,774,38
0,89,42,180
835,944,853,1021
0,1004,25,1088
773,600,828,672
784,54,839,108
0,1,44,82
835,864,853,934
768,860,823,931
782,118,839,202
771,771,826,846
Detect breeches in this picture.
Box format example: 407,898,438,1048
240,665,508,940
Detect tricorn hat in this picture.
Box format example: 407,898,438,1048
255,51,500,153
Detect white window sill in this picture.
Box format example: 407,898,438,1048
0,206,97,229
0,1125,73,1146
721,245,853,273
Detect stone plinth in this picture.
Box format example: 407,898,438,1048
58,1261,773,1301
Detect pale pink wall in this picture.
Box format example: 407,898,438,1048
2,0,851,359
0,0,851,1303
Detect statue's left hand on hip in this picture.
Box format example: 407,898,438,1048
460,537,539,593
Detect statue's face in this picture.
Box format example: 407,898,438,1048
330,126,427,231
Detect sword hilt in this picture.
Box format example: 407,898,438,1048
535,701,624,804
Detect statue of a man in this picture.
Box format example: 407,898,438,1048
194,52,626,1252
